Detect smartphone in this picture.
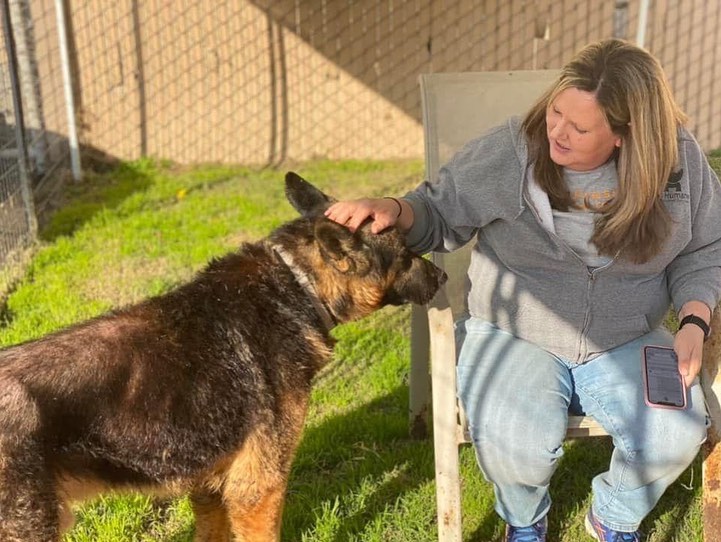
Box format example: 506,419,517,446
642,345,687,409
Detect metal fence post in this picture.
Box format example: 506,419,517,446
54,0,81,181
2,0,37,239
9,0,47,176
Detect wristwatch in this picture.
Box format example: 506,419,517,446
679,314,711,341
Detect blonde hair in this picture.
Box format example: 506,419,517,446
522,38,687,263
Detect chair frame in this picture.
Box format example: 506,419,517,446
408,70,721,542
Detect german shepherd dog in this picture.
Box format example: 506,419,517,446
0,173,446,541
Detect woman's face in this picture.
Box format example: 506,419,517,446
546,87,622,171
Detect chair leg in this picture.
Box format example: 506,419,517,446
410,305,431,439
702,438,721,542
429,299,462,541
702,308,721,542
433,424,462,542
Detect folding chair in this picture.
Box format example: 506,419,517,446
411,70,721,542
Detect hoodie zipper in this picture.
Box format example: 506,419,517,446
523,189,619,361
576,258,616,361
577,270,595,360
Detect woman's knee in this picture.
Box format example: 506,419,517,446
472,432,566,487
468,410,568,485
651,413,706,464
621,393,707,468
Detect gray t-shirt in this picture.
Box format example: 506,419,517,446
553,160,618,268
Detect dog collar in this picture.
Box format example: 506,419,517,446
272,245,337,332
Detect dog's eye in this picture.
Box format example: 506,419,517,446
388,251,415,273
376,249,395,271
397,253,415,272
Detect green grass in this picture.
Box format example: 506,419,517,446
1,158,713,541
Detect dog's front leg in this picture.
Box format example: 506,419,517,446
58,499,76,535
191,490,231,542
225,482,286,542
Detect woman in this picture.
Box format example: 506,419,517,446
325,39,721,542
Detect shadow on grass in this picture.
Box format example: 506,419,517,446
133,393,699,542
39,160,155,242
283,384,436,541
464,495,504,542
642,454,701,542
549,437,698,541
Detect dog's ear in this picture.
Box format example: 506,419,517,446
314,220,372,275
285,172,336,217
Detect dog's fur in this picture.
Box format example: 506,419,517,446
0,173,446,542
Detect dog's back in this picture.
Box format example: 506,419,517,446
1,242,329,473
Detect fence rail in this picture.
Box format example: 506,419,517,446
2,0,721,295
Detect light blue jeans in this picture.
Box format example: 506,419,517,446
455,317,708,531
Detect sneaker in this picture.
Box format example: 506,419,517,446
585,509,641,541
504,516,547,542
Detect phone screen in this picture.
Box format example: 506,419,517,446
642,346,686,409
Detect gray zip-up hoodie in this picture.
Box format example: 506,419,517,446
404,117,721,361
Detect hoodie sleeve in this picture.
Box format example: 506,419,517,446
667,136,721,313
402,119,526,255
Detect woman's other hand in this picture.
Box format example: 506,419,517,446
675,301,712,387
674,324,704,388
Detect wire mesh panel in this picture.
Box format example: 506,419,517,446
2,1,721,172
646,0,721,155
0,0,36,293
2,0,721,292
5,0,69,203
47,0,721,167
1,0,74,295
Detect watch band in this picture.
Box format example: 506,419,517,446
679,314,711,340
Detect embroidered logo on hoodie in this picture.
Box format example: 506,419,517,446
664,169,689,201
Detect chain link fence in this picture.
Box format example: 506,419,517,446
1,0,71,293
2,0,721,294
